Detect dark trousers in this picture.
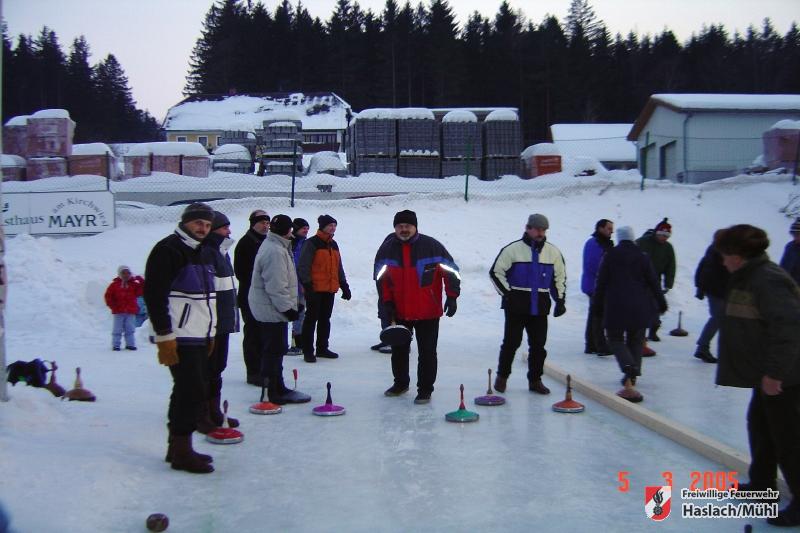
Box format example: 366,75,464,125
302,291,335,354
167,344,209,436
258,321,288,395
391,319,440,394
240,300,263,377
606,328,646,377
584,296,608,352
208,333,229,399
746,385,800,498
697,295,724,350
497,309,548,382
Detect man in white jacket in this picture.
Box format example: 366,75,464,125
249,214,311,404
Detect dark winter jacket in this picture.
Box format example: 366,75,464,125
490,234,566,316
376,233,460,321
716,254,800,388
779,240,800,285
581,232,613,296
694,244,729,299
297,230,349,294
635,230,676,289
233,228,266,309
144,226,217,346
104,275,143,314
593,241,667,330
205,232,239,335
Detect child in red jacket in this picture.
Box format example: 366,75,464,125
104,265,144,351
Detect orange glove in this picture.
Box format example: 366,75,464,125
156,338,178,366
207,338,216,357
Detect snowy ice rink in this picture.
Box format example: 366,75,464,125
2,173,797,531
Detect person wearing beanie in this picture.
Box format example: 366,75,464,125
713,224,800,527
234,209,270,385
297,214,351,362
490,214,566,396
248,214,311,404
692,230,728,364
104,265,144,351
581,219,614,356
593,225,667,403
375,210,460,404
779,217,800,285
143,202,218,474
370,232,397,355
635,217,676,342
288,218,311,355
200,211,240,431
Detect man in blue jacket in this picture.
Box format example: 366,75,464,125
144,202,218,474
779,217,800,285
490,214,567,395
581,219,614,355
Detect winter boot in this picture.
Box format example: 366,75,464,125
693,346,718,363
170,433,214,474
209,395,239,428
529,379,550,395
384,384,409,396
165,433,212,464
268,375,311,404
287,335,302,355
414,392,431,404
303,351,317,363
317,348,339,359
493,375,507,393
647,324,661,342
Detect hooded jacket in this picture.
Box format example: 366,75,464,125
104,275,144,314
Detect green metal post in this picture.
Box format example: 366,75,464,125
640,131,649,191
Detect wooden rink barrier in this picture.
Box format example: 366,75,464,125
544,362,789,496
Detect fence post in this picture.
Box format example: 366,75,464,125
464,140,473,203
793,131,800,186
290,139,297,208
640,131,649,191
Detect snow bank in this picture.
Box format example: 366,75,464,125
4,115,29,126
485,109,518,122
442,110,477,123
307,151,347,173
521,143,560,160
0,154,26,167
72,143,114,156
146,142,209,157
30,109,71,119
770,119,800,130
212,144,251,160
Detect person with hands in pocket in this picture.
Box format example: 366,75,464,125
490,213,566,395
375,210,460,405
143,202,218,474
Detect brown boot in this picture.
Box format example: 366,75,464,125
209,395,239,428
494,375,507,393
165,433,212,464
170,433,214,474
529,379,551,395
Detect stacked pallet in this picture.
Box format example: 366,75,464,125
219,129,257,158
441,110,481,178
483,109,522,180
69,143,117,179
259,114,303,175
212,144,253,174
352,109,398,176
0,154,26,181
26,109,75,180
122,144,152,179
2,115,29,157
307,151,347,177
397,109,440,178
149,142,210,177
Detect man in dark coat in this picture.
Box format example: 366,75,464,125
203,211,240,429
288,218,310,355
693,230,729,363
581,219,614,355
594,226,667,402
714,224,800,527
635,217,676,341
234,209,269,385
376,210,460,404
779,217,800,285
144,202,218,474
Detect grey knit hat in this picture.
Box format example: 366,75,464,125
616,226,635,242
527,213,549,230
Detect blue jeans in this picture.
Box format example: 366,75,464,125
697,295,724,350
112,313,136,348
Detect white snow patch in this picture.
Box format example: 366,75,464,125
484,109,518,122
442,110,478,123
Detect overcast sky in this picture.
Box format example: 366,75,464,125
4,0,798,122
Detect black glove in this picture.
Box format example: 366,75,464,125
282,308,300,322
694,289,705,300
554,299,566,317
341,286,352,300
443,297,457,317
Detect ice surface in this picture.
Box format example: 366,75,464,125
2,179,797,531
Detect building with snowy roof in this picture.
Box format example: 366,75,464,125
162,92,351,153
550,123,636,170
627,94,800,183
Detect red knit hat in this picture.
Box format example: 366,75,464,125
655,218,672,237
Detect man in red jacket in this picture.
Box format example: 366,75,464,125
104,265,144,351
375,210,460,404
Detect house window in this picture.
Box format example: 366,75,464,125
216,136,222,147
176,136,187,142
198,136,208,147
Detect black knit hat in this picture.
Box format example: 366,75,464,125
393,209,418,228
293,217,310,232
318,214,337,229
211,211,230,231
791,218,800,235
270,214,293,236
249,210,270,228
181,202,215,224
